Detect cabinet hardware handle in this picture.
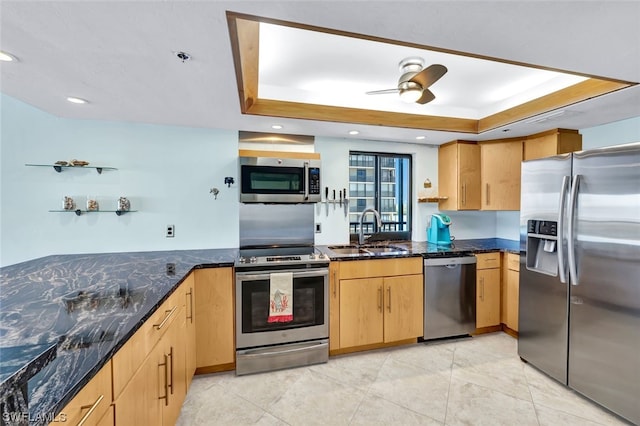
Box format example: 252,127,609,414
186,289,193,323
158,354,169,406
481,278,485,301
154,306,178,330
332,270,337,297
486,183,490,205
168,346,174,394
387,287,391,313
462,182,466,206
378,287,383,312
77,394,104,426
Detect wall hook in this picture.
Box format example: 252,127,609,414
210,187,219,200
224,177,234,187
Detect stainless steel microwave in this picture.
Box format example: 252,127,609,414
239,154,321,203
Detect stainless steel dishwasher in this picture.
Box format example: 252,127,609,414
423,254,477,340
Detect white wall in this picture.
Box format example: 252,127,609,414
581,116,640,150
1,95,240,266
313,136,499,244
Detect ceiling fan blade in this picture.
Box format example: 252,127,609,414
410,64,448,88
416,89,435,105
366,88,400,95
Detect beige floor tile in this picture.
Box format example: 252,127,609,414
535,404,621,426
388,342,455,375
350,393,443,425
266,369,366,426
523,364,628,425
308,347,389,389
445,378,539,426
368,357,451,422
451,348,531,402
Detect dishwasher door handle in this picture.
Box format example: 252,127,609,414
424,256,477,267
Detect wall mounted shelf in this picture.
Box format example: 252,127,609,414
49,209,136,216
25,164,117,174
418,196,448,203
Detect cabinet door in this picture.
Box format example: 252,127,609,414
476,268,501,328
194,268,235,370
329,262,340,351
505,268,520,331
339,278,384,348
480,140,523,210
114,343,162,426
438,141,480,210
49,361,112,426
162,308,187,426
383,275,424,342
524,129,582,161
183,273,196,388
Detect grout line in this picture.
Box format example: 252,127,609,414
442,345,456,425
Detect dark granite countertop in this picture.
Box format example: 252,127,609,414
0,238,520,424
0,248,237,425
319,238,521,260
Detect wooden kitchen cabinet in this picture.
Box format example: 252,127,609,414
438,140,481,210
475,253,501,329
524,128,582,161
329,262,341,352
502,252,520,332
194,267,235,372
183,272,196,389
114,301,187,426
49,361,112,426
337,257,423,350
479,139,523,210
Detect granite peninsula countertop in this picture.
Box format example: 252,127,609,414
0,248,237,425
0,238,519,424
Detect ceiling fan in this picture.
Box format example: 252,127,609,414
366,57,448,104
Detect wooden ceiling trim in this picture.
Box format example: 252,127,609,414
246,99,478,133
477,79,632,133
227,13,260,113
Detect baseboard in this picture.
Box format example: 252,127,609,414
194,362,235,375
329,338,417,356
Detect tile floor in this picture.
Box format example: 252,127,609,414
176,333,630,425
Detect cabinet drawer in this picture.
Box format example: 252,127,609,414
338,257,422,280
475,252,501,269
50,361,112,426
506,253,520,271
112,286,184,399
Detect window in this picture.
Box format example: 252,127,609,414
348,152,411,240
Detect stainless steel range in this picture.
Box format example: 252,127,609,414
235,204,329,375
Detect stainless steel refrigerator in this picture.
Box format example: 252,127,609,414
519,142,640,425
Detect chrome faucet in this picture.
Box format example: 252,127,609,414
358,208,382,245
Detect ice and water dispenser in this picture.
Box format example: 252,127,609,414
526,220,559,275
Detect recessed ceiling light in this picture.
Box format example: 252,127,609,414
271,124,283,129
0,50,17,62
415,136,426,140
349,130,359,135
66,97,88,104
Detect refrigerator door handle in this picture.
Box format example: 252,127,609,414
567,174,581,285
557,175,570,284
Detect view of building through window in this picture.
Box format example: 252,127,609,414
348,152,411,239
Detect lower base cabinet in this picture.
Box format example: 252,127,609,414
476,253,501,329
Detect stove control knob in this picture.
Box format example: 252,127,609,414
238,256,246,263
309,253,317,260
319,253,328,260
249,256,258,263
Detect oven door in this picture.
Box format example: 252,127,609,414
235,267,329,349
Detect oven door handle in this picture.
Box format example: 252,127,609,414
236,269,328,281
238,340,328,357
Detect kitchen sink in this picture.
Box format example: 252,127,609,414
328,244,408,256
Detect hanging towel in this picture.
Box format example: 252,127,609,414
267,272,294,323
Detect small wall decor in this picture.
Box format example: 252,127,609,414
210,187,220,199
224,177,235,187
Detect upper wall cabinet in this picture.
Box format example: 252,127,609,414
438,140,481,211
480,139,523,211
524,128,582,161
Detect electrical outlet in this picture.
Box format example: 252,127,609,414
315,223,322,233
166,225,175,238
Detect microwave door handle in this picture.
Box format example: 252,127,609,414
303,162,310,201
557,175,570,284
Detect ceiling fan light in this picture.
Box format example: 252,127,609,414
399,88,422,103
